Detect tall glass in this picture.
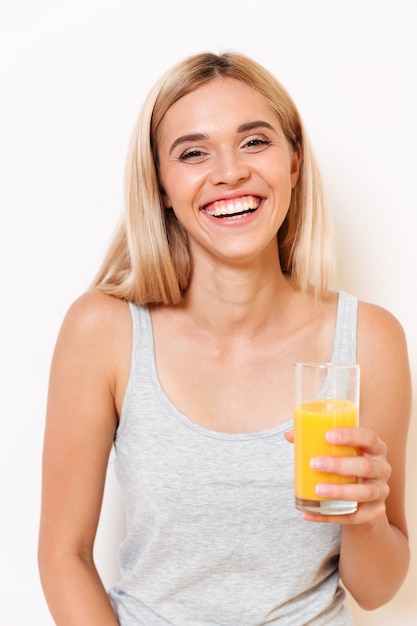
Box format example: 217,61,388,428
294,363,360,515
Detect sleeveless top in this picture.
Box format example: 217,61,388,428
108,292,358,625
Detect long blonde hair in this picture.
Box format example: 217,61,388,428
93,51,333,304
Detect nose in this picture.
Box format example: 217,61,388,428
209,150,251,186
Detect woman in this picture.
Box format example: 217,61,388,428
38,51,411,625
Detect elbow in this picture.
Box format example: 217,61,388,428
355,595,393,612
355,592,399,612
38,533,61,589
37,539,52,590
38,539,95,595
38,545,63,598
342,531,410,611
346,566,410,612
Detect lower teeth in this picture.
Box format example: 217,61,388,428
214,209,256,219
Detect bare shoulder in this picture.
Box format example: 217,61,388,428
51,290,132,413
62,289,131,334
55,289,132,360
357,300,409,361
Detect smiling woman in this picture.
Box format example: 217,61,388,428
38,51,411,626
93,52,331,305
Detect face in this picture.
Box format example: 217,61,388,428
157,77,301,267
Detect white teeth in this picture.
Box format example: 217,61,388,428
205,198,260,217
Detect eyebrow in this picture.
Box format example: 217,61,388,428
169,133,208,156
237,120,276,133
168,120,277,155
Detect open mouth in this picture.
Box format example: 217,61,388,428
202,196,261,219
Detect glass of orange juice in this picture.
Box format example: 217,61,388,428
294,363,360,515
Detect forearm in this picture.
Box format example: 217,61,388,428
39,553,119,625
339,516,410,610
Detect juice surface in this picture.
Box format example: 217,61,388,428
294,399,358,501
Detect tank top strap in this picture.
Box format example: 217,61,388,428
116,303,152,438
128,301,151,357
331,291,358,364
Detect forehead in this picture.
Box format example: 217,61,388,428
158,77,278,139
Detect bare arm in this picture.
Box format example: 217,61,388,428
303,303,411,609
38,291,131,625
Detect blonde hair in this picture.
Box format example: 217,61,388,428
93,51,333,304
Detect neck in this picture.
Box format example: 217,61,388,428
180,254,296,336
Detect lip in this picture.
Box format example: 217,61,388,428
201,192,262,208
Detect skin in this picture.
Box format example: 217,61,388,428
38,77,411,623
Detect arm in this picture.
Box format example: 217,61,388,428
38,291,131,625
304,303,411,609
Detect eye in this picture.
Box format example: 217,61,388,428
242,136,271,151
178,148,208,163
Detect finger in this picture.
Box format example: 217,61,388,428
284,430,294,444
314,480,387,504
302,494,389,525
302,510,358,524
310,454,390,481
326,427,386,455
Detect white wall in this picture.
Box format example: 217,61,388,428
1,1,416,624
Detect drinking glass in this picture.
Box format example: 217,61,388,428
294,362,360,515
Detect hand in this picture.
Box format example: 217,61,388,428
285,427,391,525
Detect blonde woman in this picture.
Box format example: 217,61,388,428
38,52,411,625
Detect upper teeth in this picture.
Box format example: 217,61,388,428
205,197,260,217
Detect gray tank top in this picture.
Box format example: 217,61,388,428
108,292,357,625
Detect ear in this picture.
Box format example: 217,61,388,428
290,142,302,188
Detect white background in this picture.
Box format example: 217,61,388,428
1,1,416,624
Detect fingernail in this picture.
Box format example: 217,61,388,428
315,484,331,496
310,457,326,470
326,430,341,443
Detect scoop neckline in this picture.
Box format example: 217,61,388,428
143,306,294,441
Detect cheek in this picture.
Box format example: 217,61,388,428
260,161,295,196
161,168,203,208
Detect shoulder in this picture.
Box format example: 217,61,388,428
357,300,409,359
59,287,132,354
51,290,133,415
53,290,132,380
57,289,132,349
63,288,131,327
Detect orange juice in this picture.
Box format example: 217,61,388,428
294,399,358,502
